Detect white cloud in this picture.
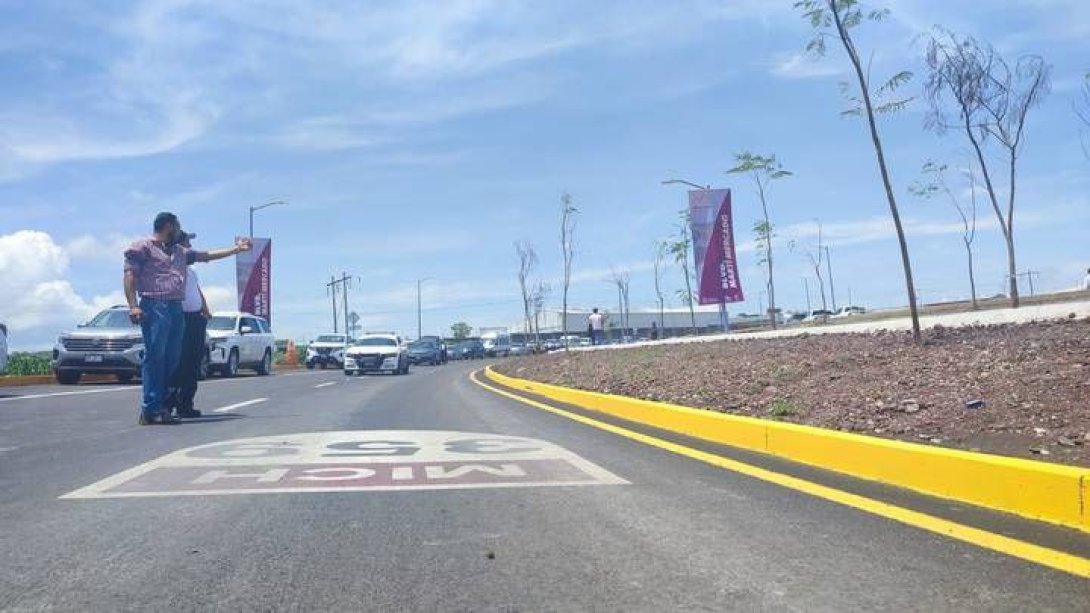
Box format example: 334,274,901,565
770,52,842,80
0,231,120,346
64,234,142,261
200,284,236,313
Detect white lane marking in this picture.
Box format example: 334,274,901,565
0,387,134,403
212,398,268,413
314,382,336,389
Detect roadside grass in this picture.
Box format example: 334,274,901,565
768,399,798,419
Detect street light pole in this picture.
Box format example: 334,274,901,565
249,200,287,238
416,278,431,339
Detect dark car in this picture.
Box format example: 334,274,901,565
454,340,486,360
417,335,448,362
408,339,445,365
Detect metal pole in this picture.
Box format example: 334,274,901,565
824,246,837,311
417,279,423,339
341,272,349,339
803,277,812,313
330,276,338,333
248,207,254,238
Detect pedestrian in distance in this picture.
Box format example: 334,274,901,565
1083,267,1090,291
588,308,606,346
124,212,251,425
165,230,213,419
650,320,659,341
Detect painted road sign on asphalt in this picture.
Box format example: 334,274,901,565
61,431,627,499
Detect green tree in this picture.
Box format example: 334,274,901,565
726,152,791,329
668,210,697,334
795,0,921,342
450,322,472,340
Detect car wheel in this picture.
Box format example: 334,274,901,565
256,350,272,376
225,349,240,378
116,373,134,384
56,371,81,385
306,362,315,370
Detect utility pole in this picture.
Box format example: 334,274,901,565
823,245,837,311
1019,270,1039,297
416,278,431,339
327,273,352,334
249,200,287,238
803,277,812,313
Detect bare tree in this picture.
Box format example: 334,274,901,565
910,159,979,309
530,281,550,348
726,152,791,329
559,192,578,349
1073,73,1090,159
514,241,537,342
653,241,668,332
924,29,1051,308
796,0,921,342
610,269,631,339
794,221,828,313
668,211,697,334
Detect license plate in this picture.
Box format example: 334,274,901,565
85,354,104,363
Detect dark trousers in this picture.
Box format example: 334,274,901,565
168,312,207,412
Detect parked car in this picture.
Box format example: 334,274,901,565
802,309,835,323
345,333,409,375
0,322,8,373
206,311,276,377
831,306,867,319
306,333,350,369
52,305,145,384
453,339,486,360
407,339,446,365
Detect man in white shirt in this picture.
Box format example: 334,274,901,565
167,230,213,418
588,308,606,346
1083,268,1090,291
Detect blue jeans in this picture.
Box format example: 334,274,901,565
139,298,184,417
591,330,604,345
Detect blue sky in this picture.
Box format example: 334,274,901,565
1,0,1088,349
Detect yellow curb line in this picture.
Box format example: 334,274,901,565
471,369,1090,579
482,367,1089,535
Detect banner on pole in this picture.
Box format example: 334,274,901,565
236,237,272,323
688,189,744,305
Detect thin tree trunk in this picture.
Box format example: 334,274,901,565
831,1,920,342
965,242,978,310
963,114,1018,308
756,178,777,330
1005,149,1019,307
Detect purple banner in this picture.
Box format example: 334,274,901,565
688,189,743,305
236,238,272,323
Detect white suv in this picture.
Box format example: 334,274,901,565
206,311,276,377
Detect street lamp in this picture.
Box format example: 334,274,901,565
661,178,710,191
249,200,287,237
416,277,432,339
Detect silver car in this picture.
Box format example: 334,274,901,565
53,306,144,384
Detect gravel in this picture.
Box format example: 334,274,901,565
496,318,1090,467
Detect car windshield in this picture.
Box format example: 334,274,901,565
207,316,237,331
316,335,346,343
85,310,137,329
410,341,436,349
355,337,397,347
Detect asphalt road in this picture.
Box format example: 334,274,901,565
1,362,1087,611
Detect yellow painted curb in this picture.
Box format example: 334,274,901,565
485,367,1090,533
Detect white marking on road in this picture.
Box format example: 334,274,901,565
212,398,268,413
0,387,134,403
314,382,336,389
61,430,627,499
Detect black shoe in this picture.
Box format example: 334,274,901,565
175,408,202,419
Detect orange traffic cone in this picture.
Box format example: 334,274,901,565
285,340,298,366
